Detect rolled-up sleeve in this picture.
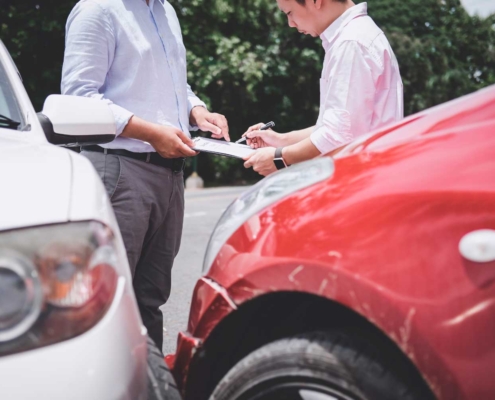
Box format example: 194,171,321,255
61,1,133,135
311,40,376,155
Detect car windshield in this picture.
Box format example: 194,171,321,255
0,58,24,131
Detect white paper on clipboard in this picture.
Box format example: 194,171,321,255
191,137,255,159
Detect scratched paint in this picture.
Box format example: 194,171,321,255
288,265,304,285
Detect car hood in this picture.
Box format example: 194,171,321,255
333,84,495,158
0,134,72,231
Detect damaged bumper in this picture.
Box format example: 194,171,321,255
168,277,237,390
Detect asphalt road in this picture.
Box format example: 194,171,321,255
161,186,250,355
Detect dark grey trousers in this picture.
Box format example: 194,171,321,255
82,151,184,350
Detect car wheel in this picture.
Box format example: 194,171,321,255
209,331,433,400
146,336,181,400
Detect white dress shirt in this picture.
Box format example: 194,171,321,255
310,2,403,155
61,0,206,152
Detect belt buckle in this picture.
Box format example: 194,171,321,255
172,158,185,173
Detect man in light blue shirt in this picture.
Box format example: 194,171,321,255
61,0,229,351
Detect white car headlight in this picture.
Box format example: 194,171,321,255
0,221,120,356
203,158,334,273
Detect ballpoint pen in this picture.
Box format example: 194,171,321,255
235,121,275,144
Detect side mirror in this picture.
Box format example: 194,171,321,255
37,95,116,146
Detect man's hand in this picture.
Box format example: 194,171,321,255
243,147,277,176
242,122,284,149
120,115,197,158
190,106,230,141
149,125,198,158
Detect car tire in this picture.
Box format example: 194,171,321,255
146,336,181,400
209,331,433,400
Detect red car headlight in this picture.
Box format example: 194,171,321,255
0,221,119,356
203,158,334,273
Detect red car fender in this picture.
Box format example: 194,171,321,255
226,258,459,399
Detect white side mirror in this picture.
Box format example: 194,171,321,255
38,95,116,146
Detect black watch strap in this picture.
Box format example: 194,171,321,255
273,147,287,170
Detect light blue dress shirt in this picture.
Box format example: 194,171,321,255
61,0,206,152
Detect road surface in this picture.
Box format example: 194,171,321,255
161,186,249,355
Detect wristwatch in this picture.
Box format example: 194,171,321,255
273,147,288,170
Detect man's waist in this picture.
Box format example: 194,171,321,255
101,132,190,152
81,145,185,173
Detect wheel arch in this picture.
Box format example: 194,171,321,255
183,291,436,400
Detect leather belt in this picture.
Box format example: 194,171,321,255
81,145,185,173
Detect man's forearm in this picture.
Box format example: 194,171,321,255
120,115,160,143
282,136,321,165
282,126,315,146
119,116,196,158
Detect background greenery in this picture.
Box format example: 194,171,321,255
1,0,494,184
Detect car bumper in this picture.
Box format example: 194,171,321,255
170,277,237,390
0,277,148,400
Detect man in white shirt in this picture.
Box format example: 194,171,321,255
244,0,403,175
61,0,229,351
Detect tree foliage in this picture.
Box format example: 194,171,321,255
1,0,494,184
369,0,495,114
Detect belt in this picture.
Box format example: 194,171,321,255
81,145,185,173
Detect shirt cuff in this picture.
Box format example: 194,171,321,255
188,98,207,131
108,103,134,136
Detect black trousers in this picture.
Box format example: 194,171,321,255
82,150,184,351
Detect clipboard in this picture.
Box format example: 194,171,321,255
192,137,255,159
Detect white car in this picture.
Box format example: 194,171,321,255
0,42,180,400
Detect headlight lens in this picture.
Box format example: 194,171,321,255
0,254,42,342
0,221,120,356
203,158,334,273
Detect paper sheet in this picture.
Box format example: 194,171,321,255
191,137,255,159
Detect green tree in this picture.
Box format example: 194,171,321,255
368,0,495,114
0,1,75,108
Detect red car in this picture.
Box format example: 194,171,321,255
168,85,495,400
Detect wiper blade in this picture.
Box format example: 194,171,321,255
0,114,21,129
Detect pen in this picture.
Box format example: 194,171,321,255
235,121,276,144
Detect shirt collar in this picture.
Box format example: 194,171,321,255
320,2,368,51
145,0,165,8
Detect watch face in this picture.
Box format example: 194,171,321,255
274,158,286,170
